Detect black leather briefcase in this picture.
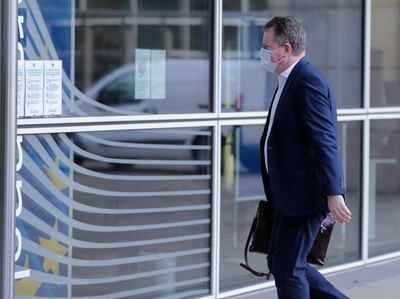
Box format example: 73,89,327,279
239,200,273,279
240,201,334,279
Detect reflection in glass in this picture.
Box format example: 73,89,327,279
75,0,212,115
18,0,212,118
222,0,363,112
249,0,268,11
369,119,400,256
223,0,241,11
138,0,180,11
14,128,212,298
371,1,400,107
87,0,130,10
324,121,361,266
219,122,362,292
220,125,269,291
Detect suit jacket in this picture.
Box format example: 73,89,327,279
260,57,345,216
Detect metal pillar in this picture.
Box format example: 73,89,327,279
0,0,18,298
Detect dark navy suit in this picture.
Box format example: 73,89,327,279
260,58,348,298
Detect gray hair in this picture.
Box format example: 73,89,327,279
264,16,306,55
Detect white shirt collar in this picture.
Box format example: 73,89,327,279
279,59,301,80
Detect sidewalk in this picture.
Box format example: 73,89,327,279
233,257,400,299
327,257,400,298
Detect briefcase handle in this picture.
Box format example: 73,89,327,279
239,216,272,280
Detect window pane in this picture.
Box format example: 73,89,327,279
87,0,130,10
219,122,362,291
249,0,268,11
14,128,212,298
138,0,180,11
369,119,400,256
371,1,400,107
220,125,266,291
190,26,210,52
191,0,210,11
221,0,363,112
17,0,212,119
223,0,241,11
324,121,362,266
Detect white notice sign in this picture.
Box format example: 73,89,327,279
150,50,166,99
44,60,62,115
135,49,151,99
17,61,25,118
25,60,44,117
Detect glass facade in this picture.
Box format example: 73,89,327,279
221,0,363,112
15,128,212,298
4,0,400,299
220,125,265,291
369,119,400,256
219,122,362,292
18,0,212,118
371,0,400,107
325,121,362,266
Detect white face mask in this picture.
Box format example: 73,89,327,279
258,47,282,73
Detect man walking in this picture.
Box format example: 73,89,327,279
259,16,352,298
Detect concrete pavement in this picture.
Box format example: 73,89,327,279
231,257,400,299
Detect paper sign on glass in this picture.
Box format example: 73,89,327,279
135,49,151,99
44,60,62,115
17,61,25,118
25,60,44,117
150,50,166,99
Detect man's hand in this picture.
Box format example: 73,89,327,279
327,195,351,223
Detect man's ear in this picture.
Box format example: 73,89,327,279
283,43,292,55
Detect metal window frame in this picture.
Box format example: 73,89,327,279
211,1,223,296
361,0,371,263
0,0,17,299
212,124,221,297
17,120,218,135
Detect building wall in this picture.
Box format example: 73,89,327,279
10,0,400,298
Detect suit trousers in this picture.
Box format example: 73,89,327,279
267,208,349,299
